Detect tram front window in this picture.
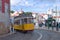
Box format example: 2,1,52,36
24,18,33,24
24,18,27,24
27,18,33,23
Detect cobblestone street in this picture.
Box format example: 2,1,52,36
0,29,60,40
0,31,39,40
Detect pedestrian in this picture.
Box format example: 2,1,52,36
52,21,54,30
56,22,59,31
48,22,51,29
10,18,14,33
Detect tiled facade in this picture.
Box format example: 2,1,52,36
0,0,10,35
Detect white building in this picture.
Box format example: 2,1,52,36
52,10,60,22
47,8,60,22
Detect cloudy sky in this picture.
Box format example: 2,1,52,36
10,0,60,13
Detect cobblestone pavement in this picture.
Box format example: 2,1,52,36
0,31,39,40
35,29,60,40
0,29,60,40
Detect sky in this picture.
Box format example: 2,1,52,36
10,0,60,13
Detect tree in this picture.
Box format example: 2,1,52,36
24,12,32,14
24,12,32,16
10,10,14,13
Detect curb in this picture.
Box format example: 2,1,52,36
0,32,16,37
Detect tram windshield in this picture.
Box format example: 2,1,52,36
14,17,33,25
24,18,33,24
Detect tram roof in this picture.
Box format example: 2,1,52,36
14,17,34,21
14,13,33,19
14,13,34,20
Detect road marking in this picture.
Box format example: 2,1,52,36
37,32,42,40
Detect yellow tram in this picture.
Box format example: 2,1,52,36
13,13,34,32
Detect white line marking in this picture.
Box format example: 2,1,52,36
37,32,42,40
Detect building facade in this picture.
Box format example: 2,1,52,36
47,9,60,22
0,0,10,34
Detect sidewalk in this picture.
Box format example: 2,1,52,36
35,26,60,33
40,26,60,32
0,32,16,37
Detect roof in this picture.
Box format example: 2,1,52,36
53,16,60,18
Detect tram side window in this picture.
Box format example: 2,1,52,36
14,20,20,25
